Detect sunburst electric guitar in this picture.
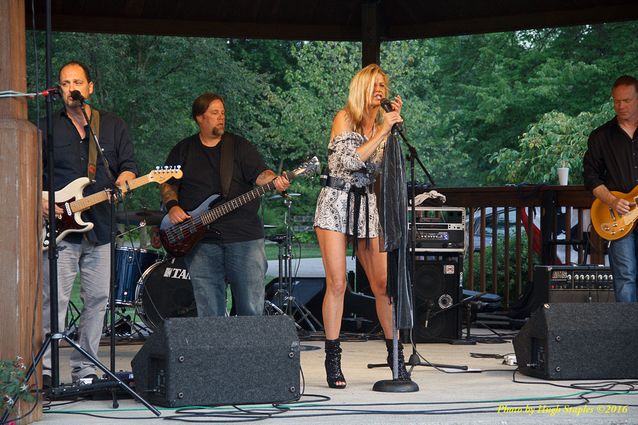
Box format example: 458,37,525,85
591,186,638,241
159,156,320,257
42,167,183,249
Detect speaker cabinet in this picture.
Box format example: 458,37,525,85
408,255,463,343
131,315,300,407
513,303,638,380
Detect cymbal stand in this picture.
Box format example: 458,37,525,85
272,195,323,332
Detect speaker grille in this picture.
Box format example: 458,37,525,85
513,303,638,380
132,315,300,406
409,256,462,342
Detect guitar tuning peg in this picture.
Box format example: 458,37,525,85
156,166,160,170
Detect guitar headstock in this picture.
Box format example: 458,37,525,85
149,166,183,184
289,156,320,180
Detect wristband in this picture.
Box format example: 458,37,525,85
165,200,179,211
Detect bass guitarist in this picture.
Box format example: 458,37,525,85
160,92,289,317
584,75,638,303
41,61,138,386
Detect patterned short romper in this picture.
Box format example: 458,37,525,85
313,131,384,238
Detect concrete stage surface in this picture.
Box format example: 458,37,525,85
28,328,637,425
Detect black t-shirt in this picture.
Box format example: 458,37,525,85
41,108,138,245
164,132,268,243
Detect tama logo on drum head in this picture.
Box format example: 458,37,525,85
163,267,190,280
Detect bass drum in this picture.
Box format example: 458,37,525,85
135,257,197,330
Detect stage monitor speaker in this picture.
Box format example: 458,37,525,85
131,315,300,407
513,303,638,380
407,255,463,343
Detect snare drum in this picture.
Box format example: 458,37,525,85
115,247,161,305
135,257,197,330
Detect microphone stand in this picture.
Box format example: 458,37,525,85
2,2,159,422
389,125,439,371
76,99,138,410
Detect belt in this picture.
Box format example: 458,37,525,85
320,174,373,193
320,174,372,257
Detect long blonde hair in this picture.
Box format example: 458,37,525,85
344,64,389,135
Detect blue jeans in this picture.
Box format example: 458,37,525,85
608,232,638,302
184,238,267,316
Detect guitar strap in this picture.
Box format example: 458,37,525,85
87,108,100,182
219,134,234,198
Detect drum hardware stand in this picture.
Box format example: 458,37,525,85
2,5,160,421
264,299,285,316
64,300,82,340
271,195,323,333
103,304,152,340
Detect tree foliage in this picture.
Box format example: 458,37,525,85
26,20,638,227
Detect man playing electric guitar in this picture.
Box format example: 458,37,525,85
160,92,289,317
584,75,638,303
41,61,138,386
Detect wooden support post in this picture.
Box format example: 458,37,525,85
0,0,42,423
361,0,380,67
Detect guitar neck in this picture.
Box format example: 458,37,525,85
69,174,151,213
200,181,278,226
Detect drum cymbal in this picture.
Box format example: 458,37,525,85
269,192,301,200
263,224,277,229
116,209,164,226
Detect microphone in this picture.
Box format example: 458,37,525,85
70,90,85,103
380,98,404,134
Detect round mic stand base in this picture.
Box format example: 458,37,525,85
373,379,419,393
372,303,419,393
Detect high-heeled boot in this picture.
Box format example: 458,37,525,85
325,339,346,389
385,339,411,380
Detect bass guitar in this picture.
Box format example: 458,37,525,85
42,167,183,249
590,186,638,241
159,156,320,257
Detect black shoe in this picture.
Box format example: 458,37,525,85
325,339,346,389
385,339,411,380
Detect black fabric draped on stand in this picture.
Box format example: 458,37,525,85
380,134,413,329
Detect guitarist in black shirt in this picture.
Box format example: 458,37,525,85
41,61,138,385
584,75,638,303
160,93,289,317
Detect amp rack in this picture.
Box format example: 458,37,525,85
408,206,466,253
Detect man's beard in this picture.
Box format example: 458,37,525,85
212,127,224,137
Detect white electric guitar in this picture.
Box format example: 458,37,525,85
42,167,182,249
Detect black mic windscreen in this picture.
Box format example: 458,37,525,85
379,98,404,134
380,98,393,112
70,90,84,102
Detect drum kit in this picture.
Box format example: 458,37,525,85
100,192,311,339
96,209,197,338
